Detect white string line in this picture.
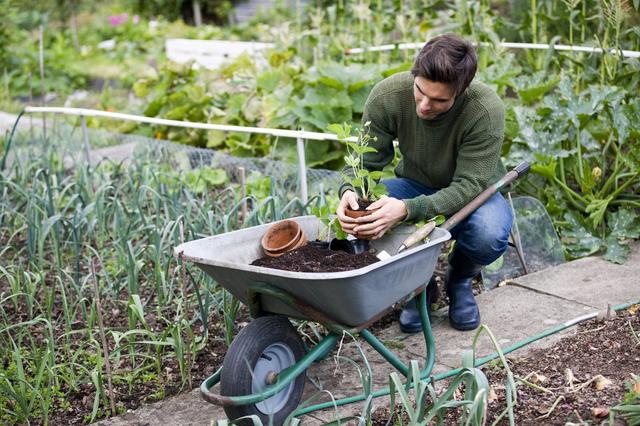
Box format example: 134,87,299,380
346,41,640,58
23,106,358,142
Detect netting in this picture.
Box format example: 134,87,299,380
4,115,342,199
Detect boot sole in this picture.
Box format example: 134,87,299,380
449,318,480,331
399,323,424,334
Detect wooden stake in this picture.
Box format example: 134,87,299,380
238,166,247,221
178,221,193,389
90,260,117,415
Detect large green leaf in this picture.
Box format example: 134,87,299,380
560,213,602,258
608,209,640,240
350,85,371,114
602,235,630,264
512,72,560,104
257,70,283,92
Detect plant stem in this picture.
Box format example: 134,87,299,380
552,176,587,209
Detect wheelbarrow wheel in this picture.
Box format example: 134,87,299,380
220,315,306,425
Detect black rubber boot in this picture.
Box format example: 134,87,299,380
446,248,482,331
399,277,438,333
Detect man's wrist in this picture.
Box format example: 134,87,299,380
403,197,423,222
399,200,408,221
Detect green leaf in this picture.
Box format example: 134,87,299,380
129,294,148,328
560,213,602,258
164,104,190,120
328,123,352,140
585,196,612,228
381,61,412,78
369,171,384,180
350,85,371,114
257,70,283,92
512,72,560,104
317,76,343,89
602,234,630,264
201,168,228,186
207,130,226,148
429,214,445,225
144,97,165,117
608,209,640,240
371,183,387,198
531,161,557,180
132,79,151,98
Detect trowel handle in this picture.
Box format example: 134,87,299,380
441,161,530,231
398,221,436,253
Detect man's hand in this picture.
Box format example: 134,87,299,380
336,190,360,235
352,196,408,239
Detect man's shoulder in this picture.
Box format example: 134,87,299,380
461,81,504,133
369,71,413,99
466,81,502,108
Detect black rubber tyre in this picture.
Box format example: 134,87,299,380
220,315,306,425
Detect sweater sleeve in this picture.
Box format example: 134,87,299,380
338,91,397,198
403,106,505,221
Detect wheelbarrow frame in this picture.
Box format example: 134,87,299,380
198,282,437,413
176,217,450,418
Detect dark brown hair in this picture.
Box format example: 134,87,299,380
410,33,477,96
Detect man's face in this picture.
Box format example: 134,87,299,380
413,76,456,120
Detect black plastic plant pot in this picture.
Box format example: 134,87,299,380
308,240,330,250
329,238,370,254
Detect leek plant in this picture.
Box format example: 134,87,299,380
0,131,319,424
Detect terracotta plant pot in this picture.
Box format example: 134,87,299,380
344,208,377,219
261,220,308,257
345,201,379,239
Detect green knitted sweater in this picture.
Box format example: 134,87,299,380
341,71,505,222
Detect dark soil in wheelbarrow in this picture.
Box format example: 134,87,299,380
251,243,380,272
369,304,640,425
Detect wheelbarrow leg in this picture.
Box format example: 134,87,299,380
359,291,436,379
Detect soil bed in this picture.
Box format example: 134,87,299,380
251,243,379,272
369,304,640,425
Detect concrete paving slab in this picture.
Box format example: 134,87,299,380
511,241,640,309
371,285,596,371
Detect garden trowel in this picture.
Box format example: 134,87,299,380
396,162,531,254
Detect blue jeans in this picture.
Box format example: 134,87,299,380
383,178,513,265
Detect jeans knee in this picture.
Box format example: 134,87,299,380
473,227,511,264
455,195,513,265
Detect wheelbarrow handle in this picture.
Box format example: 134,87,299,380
398,162,530,253
441,161,530,231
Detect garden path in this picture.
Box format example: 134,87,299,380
96,241,640,425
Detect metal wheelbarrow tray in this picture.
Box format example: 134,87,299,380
176,215,450,327
175,215,449,424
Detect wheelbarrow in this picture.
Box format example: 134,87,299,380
174,162,530,424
